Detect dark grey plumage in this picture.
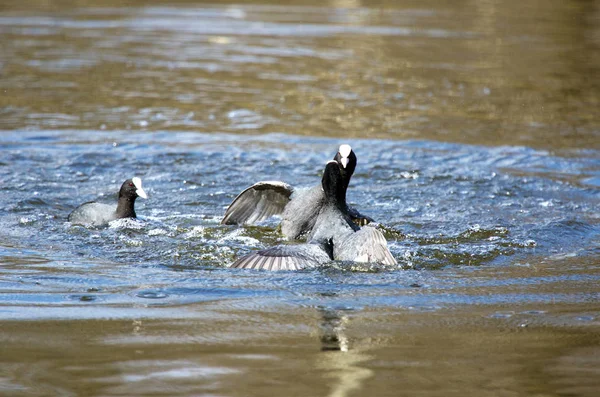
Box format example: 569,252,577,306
68,177,148,226
230,241,333,271
221,144,372,240
309,161,396,266
230,160,396,271
333,226,397,265
220,181,293,226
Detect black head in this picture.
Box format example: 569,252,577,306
118,177,148,201
116,177,147,219
321,160,346,208
333,144,356,188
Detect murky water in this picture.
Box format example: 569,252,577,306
1,1,600,396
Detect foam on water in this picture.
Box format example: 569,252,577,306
0,130,598,321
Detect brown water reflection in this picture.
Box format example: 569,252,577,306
1,249,599,396
1,0,598,149
1,1,600,396
1,303,600,397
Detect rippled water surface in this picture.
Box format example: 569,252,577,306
1,1,600,396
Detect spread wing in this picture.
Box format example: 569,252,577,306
230,243,332,271
334,226,397,266
221,181,294,225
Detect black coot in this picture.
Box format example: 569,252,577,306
68,177,148,226
230,161,395,270
221,144,372,240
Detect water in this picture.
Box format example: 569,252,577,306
1,1,600,396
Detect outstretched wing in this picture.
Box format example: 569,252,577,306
230,243,332,271
221,181,294,225
335,226,397,266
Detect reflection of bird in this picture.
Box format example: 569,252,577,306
319,307,350,352
68,177,148,226
230,160,396,270
315,306,374,397
221,144,372,240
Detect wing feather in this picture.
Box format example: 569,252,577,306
221,181,294,225
230,243,331,271
335,226,397,266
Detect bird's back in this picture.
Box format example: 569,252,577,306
68,202,117,226
281,185,326,240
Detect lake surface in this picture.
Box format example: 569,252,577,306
1,1,599,396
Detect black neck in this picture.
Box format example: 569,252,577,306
323,162,348,211
116,196,137,219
